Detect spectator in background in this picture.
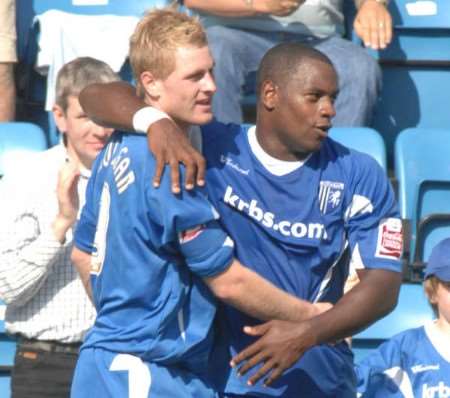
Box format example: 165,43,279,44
355,237,450,397
0,0,17,121
0,57,119,398
182,0,392,126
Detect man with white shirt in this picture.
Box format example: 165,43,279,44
79,40,403,397
0,57,119,398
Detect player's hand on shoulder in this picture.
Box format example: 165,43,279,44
230,319,316,386
147,118,206,194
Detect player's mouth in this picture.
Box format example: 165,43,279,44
315,125,331,138
196,98,212,109
88,141,107,151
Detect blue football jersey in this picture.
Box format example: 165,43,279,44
356,323,450,398
201,122,403,397
74,132,233,373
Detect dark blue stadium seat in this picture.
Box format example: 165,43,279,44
395,128,450,278
370,0,450,165
0,122,48,176
329,127,387,170
352,282,434,362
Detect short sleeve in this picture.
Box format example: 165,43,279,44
345,155,402,273
146,165,233,278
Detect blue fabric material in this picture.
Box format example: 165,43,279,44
74,132,233,372
201,122,402,397
71,347,218,398
206,26,381,127
424,238,450,282
355,326,450,398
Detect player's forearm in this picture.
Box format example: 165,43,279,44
306,269,401,344
206,260,318,321
70,247,94,303
79,81,143,131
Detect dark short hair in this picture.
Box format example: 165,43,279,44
256,42,335,97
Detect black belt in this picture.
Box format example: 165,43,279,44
19,338,81,355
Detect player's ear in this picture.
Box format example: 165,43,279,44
260,80,278,111
140,70,162,99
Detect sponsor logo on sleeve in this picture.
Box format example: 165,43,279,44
375,218,403,259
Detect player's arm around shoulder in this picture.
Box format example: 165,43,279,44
150,167,327,323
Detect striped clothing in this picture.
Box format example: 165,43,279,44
0,144,95,343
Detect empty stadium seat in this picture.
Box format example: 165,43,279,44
371,0,450,165
329,127,387,170
0,122,48,176
352,282,434,362
395,128,450,277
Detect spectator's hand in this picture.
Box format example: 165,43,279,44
255,0,304,17
147,118,206,194
53,160,80,243
354,0,392,50
230,319,316,386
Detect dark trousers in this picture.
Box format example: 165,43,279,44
11,340,79,398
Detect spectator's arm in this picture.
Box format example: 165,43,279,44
353,0,393,50
79,81,205,193
184,0,304,17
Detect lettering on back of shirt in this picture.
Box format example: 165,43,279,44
102,142,135,194
223,185,327,240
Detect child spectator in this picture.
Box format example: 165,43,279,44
356,237,450,397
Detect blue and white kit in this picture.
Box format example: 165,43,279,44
200,122,403,398
356,322,450,398
72,132,234,398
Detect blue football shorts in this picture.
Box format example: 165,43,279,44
71,347,218,398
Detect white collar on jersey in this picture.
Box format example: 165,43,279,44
424,320,450,362
247,125,310,176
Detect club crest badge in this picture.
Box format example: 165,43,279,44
319,181,344,214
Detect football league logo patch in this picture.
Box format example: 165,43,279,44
319,181,344,214
376,218,403,259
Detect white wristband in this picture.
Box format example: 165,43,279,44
132,106,170,134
